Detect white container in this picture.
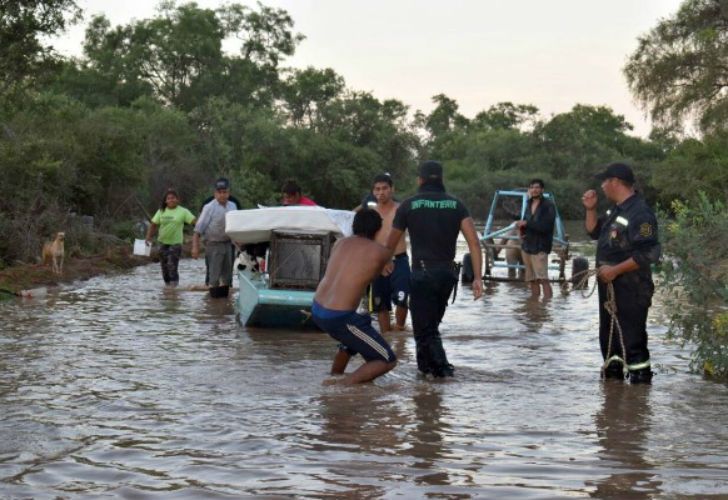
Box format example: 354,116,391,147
133,239,151,257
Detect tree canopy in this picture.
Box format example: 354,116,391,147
625,0,728,133
0,0,81,94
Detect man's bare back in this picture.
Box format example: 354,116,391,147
314,236,390,311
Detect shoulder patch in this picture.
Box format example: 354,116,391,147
639,222,653,237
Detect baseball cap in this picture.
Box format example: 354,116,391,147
594,163,635,184
418,160,443,180
214,177,230,190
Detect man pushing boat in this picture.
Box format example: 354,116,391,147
312,209,397,384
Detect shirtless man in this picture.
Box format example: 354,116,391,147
312,209,397,384
370,174,410,332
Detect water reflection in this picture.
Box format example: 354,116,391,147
590,382,662,498
513,295,553,334
408,384,450,486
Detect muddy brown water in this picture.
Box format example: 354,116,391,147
2,232,728,498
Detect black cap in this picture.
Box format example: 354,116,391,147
418,160,443,180
214,177,230,190
594,163,635,184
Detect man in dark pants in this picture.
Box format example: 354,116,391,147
386,160,483,378
583,163,661,384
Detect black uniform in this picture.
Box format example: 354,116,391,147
392,181,470,377
588,193,660,379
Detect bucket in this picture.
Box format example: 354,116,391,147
133,239,151,257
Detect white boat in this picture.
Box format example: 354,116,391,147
225,206,354,328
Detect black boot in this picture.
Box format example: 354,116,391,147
431,363,455,378
602,360,625,380
629,368,653,384
429,339,454,378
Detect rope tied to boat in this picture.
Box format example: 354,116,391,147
572,268,629,379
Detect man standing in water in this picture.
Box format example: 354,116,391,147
192,178,238,297
370,173,410,332
515,179,556,298
312,209,397,384
386,160,483,378
583,163,660,384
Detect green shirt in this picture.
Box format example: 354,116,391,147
151,206,196,245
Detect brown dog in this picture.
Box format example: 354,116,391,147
42,232,65,275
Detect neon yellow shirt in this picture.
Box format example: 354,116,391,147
151,206,196,245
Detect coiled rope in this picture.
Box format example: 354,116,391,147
572,268,628,379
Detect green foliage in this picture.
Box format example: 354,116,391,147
421,103,662,218
651,130,728,207
625,0,728,133
281,67,344,127
78,2,302,110
423,93,470,145
659,194,728,379
2,0,724,280
0,0,81,94
470,102,539,132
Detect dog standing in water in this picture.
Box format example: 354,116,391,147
42,232,65,275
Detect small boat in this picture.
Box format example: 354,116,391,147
225,206,354,328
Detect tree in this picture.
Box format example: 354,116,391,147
624,0,728,133
0,0,81,94
470,102,539,132
281,67,345,128
659,194,728,379
425,93,468,139
80,2,302,109
652,132,728,206
532,104,635,178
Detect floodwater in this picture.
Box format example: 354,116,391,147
2,237,728,499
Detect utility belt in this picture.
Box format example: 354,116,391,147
412,259,457,271
412,259,460,304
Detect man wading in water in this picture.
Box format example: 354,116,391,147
312,209,397,384
386,160,483,378
583,162,660,384
370,173,410,332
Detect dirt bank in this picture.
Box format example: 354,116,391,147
0,246,149,295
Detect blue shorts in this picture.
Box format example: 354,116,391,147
312,301,396,363
371,253,411,312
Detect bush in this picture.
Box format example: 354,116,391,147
659,193,728,380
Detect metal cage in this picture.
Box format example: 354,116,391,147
268,230,336,290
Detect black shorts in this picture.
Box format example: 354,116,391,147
371,253,410,311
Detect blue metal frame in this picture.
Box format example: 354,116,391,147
480,190,569,275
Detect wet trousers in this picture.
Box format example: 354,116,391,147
409,267,458,377
159,244,182,284
205,241,234,287
597,272,653,369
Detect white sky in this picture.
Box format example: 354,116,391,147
52,0,685,137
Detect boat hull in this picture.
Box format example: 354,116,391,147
236,270,318,329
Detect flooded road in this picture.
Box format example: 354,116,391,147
2,240,728,498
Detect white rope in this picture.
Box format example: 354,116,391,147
573,268,629,378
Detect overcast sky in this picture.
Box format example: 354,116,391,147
52,0,685,137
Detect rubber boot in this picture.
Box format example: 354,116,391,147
429,340,454,378
629,368,653,384
602,360,626,380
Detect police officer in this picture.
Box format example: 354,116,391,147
386,160,483,378
583,163,660,384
